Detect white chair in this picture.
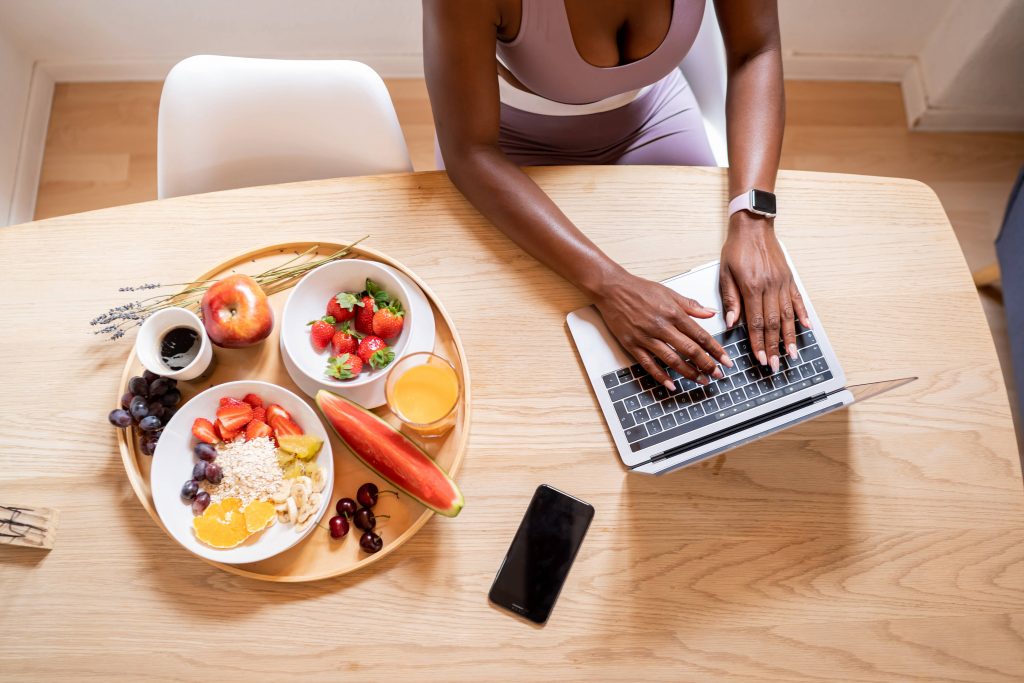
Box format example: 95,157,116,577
679,0,728,167
157,56,412,199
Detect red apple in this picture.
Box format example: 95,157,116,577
200,274,274,348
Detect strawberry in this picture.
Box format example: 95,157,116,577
242,393,263,408
271,416,304,438
353,294,377,335
192,417,218,444
331,325,359,356
325,353,363,380
372,301,404,339
356,335,395,369
266,404,291,425
219,396,244,408
251,406,267,423
215,420,241,442
215,401,253,432
327,291,361,323
245,419,274,440
307,316,336,352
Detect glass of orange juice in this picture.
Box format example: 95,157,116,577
385,352,461,437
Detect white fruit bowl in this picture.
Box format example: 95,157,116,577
280,259,434,405
151,380,333,565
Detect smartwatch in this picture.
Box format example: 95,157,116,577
728,189,777,218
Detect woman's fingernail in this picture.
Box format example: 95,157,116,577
725,312,736,328
757,351,767,366
770,356,779,373
711,367,724,380
697,374,710,385
663,379,676,391
720,353,733,368
788,343,798,359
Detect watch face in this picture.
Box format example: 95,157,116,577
752,190,776,215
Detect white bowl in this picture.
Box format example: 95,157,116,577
150,380,333,565
135,307,213,381
281,259,424,394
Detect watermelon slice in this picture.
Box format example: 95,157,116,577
315,390,464,517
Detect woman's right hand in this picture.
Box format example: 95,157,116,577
591,270,732,391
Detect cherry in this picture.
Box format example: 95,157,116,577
359,531,383,554
335,497,358,518
354,507,375,531
328,515,349,539
356,482,398,508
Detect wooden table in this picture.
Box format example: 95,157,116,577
2,167,1022,682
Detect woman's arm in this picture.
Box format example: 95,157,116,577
423,0,729,388
714,0,810,373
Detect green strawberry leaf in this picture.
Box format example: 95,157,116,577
325,354,357,379
334,292,361,310
365,278,392,308
368,347,395,369
307,315,336,326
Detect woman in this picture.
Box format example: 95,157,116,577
423,0,809,391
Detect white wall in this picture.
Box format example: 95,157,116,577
0,26,34,224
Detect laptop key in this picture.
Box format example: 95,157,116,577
679,378,698,391
738,339,751,355
614,401,629,420
716,376,733,391
661,396,677,413
702,399,719,415
797,331,816,347
730,388,746,404
615,368,633,382
758,378,775,393
633,407,650,423
624,395,642,412
723,361,741,376
744,368,761,385
648,402,664,419
647,419,663,435
688,404,705,419
603,373,620,388
736,355,753,370
660,414,676,430
619,413,635,429
608,380,641,403
624,424,648,443
688,387,706,403
675,409,691,424
800,345,823,362
630,364,644,378
772,372,788,387
784,368,800,384
639,374,657,390
675,392,692,408
704,383,720,398
744,383,761,399
652,385,669,401
812,358,829,374
639,391,655,407
667,381,684,396
797,362,815,379
719,393,733,408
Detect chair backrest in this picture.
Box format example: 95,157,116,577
157,56,412,199
679,0,728,167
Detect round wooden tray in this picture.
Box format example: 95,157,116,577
116,242,470,582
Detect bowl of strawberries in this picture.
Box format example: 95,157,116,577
280,259,422,399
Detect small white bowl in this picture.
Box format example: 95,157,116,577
136,307,213,381
281,260,416,392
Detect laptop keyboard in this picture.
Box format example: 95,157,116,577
601,324,832,452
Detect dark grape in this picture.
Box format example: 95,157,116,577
139,415,162,432
180,480,199,501
128,376,149,398
120,392,133,409
164,407,178,421
160,389,181,407
140,437,158,456
194,443,217,461
108,409,132,428
129,395,149,420
148,377,172,397
359,531,383,554
353,507,376,531
335,497,358,518
328,515,350,539
192,491,211,515
356,482,379,508
147,402,166,419
205,462,223,484
143,370,159,383
192,461,208,481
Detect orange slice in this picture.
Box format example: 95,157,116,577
193,497,250,548
243,500,277,534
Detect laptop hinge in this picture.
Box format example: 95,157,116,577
641,392,829,466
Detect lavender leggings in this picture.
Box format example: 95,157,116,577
436,68,715,168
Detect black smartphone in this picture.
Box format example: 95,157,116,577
488,485,595,624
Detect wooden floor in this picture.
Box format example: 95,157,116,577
34,79,1024,427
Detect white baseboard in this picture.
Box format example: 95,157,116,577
39,52,426,82
782,52,915,82
8,64,54,226
913,107,1024,132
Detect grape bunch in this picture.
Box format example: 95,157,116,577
327,482,396,554
106,370,182,456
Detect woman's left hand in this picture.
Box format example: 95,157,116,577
719,212,811,373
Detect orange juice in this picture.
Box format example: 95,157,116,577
390,363,459,427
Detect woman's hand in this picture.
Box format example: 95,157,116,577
591,270,732,391
719,213,811,373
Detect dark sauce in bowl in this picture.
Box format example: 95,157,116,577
161,326,200,370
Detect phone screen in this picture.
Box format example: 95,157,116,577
488,485,594,624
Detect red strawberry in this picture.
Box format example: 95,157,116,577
245,419,274,440
192,418,218,444
271,416,304,438
251,406,267,423
266,404,291,425
354,294,377,335
215,401,253,432
356,335,395,369
307,316,336,352
325,353,363,380
326,291,361,323
219,396,244,408
242,393,263,408
331,325,359,356
215,420,241,442
371,302,404,339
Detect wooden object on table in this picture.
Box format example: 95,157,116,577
1,167,1022,682
973,262,1001,288
0,505,59,550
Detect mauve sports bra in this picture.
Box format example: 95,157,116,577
496,0,705,105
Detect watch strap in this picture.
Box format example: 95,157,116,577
728,191,752,218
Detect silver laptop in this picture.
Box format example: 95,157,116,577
567,257,914,475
